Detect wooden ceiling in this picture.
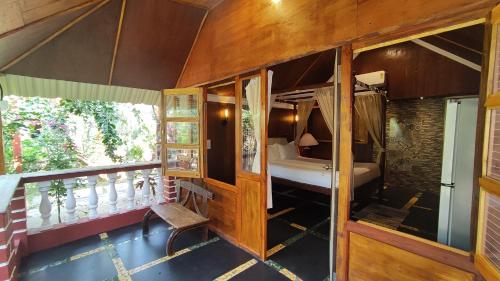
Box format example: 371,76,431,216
269,24,483,98
0,0,206,90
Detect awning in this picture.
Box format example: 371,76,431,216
0,74,161,105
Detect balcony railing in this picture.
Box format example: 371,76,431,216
20,160,163,230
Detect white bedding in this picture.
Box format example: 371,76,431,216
269,156,380,189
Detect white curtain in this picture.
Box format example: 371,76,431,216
294,101,315,142
246,77,261,174
266,70,274,209
0,74,161,105
315,87,334,135
354,92,385,163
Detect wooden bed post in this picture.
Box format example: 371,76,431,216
336,45,354,281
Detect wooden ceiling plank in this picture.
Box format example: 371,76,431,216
292,52,323,87
176,10,209,88
411,38,481,71
108,0,126,85
0,0,110,71
0,0,100,41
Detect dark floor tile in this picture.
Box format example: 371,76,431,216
400,207,438,240
268,193,303,215
267,218,302,248
379,187,418,209
280,203,330,228
132,239,251,281
414,192,439,210
108,218,170,245
231,261,290,281
21,251,116,281
316,221,331,237
271,234,330,281
21,235,104,270
116,227,212,270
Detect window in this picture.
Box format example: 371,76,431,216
162,88,204,178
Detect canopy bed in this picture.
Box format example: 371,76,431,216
268,71,387,204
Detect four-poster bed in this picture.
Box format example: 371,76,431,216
268,71,387,204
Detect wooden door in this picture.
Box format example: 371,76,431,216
161,87,204,178
235,70,268,258
474,5,500,281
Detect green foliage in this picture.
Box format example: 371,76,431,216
127,145,144,161
60,100,123,162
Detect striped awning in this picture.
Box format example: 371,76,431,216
0,74,161,105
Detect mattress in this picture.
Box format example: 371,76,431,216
269,156,380,189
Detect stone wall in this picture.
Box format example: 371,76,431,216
383,97,445,194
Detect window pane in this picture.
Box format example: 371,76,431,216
166,148,199,172
166,94,198,118
166,122,199,144
241,77,261,174
483,192,500,271
487,110,500,180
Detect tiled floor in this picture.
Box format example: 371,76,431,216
20,220,287,281
20,186,334,281
266,185,332,281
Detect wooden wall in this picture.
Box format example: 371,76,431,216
206,180,238,241
268,108,294,141
353,41,481,100
178,0,495,87
207,101,235,185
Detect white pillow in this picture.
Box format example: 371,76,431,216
268,144,280,162
278,142,297,159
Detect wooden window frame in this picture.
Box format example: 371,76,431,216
162,87,204,178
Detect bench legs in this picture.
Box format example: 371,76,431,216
142,209,154,234
166,224,209,256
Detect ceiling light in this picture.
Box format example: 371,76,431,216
272,0,281,4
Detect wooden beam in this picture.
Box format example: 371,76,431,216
0,0,110,72
434,34,483,55
273,82,335,96
108,0,127,85
176,10,209,88
292,52,323,87
411,38,482,71
336,45,353,281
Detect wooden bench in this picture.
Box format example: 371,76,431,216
142,180,213,256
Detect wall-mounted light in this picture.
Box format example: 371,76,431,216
222,108,229,126
294,114,299,122
272,0,281,4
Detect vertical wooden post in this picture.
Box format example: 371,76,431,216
336,45,353,281
260,68,268,259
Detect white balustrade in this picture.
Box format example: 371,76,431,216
142,169,152,206
126,171,135,210
63,178,77,223
38,181,52,227
87,176,98,219
108,173,118,214
155,168,165,204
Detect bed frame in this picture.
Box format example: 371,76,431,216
271,175,382,205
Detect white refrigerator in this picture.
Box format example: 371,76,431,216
438,97,478,251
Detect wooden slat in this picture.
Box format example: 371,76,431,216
336,45,353,281
151,203,209,229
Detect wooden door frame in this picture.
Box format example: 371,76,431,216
235,70,268,259
336,18,490,281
